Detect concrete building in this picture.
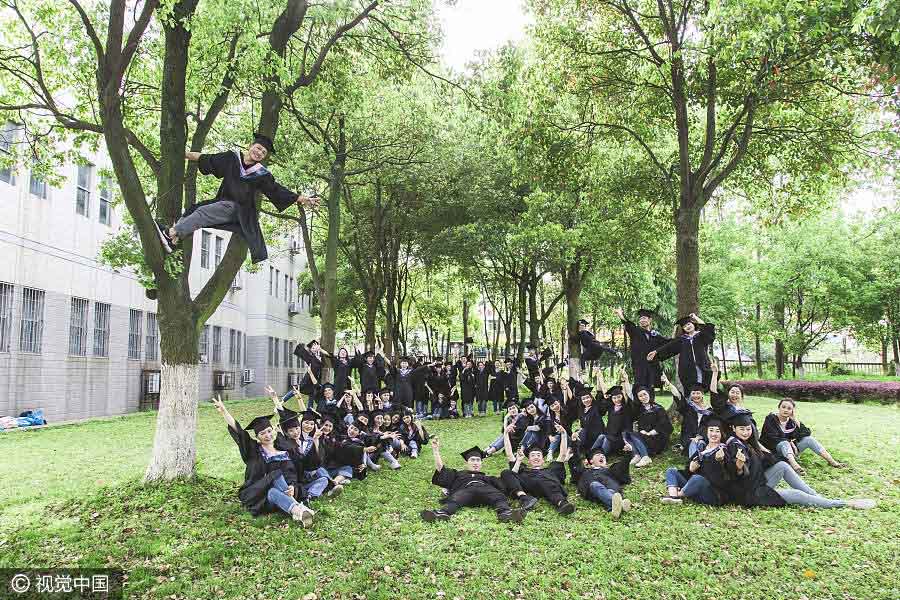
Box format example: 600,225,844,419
0,123,317,423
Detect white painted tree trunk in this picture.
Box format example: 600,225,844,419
567,356,581,382
894,361,900,377
144,363,201,482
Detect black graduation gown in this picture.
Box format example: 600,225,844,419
294,344,325,395
350,353,385,393
320,434,365,474
387,365,429,409
604,401,638,447
458,367,475,406
621,319,671,388
228,421,298,516
276,433,322,474
654,324,716,389
578,400,609,451
499,362,520,401
328,356,353,398
633,403,673,455
576,330,617,362
411,363,431,407
575,457,632,500
474,364,493,402
676,396,715,451
189,151,298,263
760,414,811,452
432,467,508,494
400,422,429,447
724,439,786,507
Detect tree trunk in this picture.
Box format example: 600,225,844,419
516,279,528,358
144,363,200,481
774,303,785,379
880,336,888,375
364,298,378,349
892,334,899,376
675,204,702,317
527,279,540,347
562,265,584,380
319,118,346,354
735,322,744,377
754,303,763,378
462,297,469,355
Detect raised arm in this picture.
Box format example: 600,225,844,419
213,394,236,430
503,421,516,462
431,437,444,472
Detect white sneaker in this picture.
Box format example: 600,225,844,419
847,499,876,510
369,463,381,471
636,456,652,468
630,455,640,466
622,498,632,512
326,484,343,498
611,493,623,519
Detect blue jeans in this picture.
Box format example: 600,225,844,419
588,481,615,511
343,414,355,426
415,400,427,417
492,397,501,413
409,440,419,454
303,468,330,499
664,468,721,505
327,466,353,480
688,438,706,458
765,460,846,507
521,430,539,450
549,434,561,455
463,401,474,417
381,451,401,468
622,431,649,458
488,434,505,453
477,396,488,414
266,474,299,515
776,437,826,460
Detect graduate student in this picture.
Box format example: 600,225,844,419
503,423,575,515
575,447,634,519
661,419,730,506
274,407,341,504
615,307,672,389
212,395,315,526
575,319,621,365
626,382,673,463
760,398,845,473
351,349,386,394
421,439,525,523
485,401,521,456
726,414,872,509
294,339,329,398
646,313,716,393
669,377,716,456
399,412,429,458
155,134,319,262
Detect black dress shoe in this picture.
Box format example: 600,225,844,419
519,495,539,511
557,501,575,515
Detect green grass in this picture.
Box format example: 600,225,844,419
1,396,898,600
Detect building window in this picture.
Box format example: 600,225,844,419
275,269,280,298
0,282,13,352
19,287,44,353
228,329,236,364
212,325,222,363
98,177,111,225
284,274,288,302
76,163,93,216
0,121,17,185
236,331,242,365
93,302,111,357
201,231,211,269
273,337,280,367
68,297,90,356
199,325,209,363
267,336,274,367
146,313,159,361
283,339,289,367
214,236,223,266
29,161,47,199
289,277,294,303
128,309,143,360
269,267,274,295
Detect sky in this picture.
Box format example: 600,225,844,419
433,0,532,72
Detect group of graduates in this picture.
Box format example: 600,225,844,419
215,309,875,527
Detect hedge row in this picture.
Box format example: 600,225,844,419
724,379,900,404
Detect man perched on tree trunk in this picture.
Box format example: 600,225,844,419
155,133,319,263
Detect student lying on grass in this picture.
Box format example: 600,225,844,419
503,423,576,516
574,447,633,520
212,395,316,527
760,398,845,474
421,439,526,523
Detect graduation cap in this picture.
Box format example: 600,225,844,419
278,408,300,430
321,383,335,391
577,319,590,326
606,385,624,398
398,355,412,363
300,409,319,424
688,382,706,393
243,415,274,434
632,384,652,397
378,388,392,396
705,418,724,432
540,348,554,361
523,440,547,455
363,350,375,358
578,385,594,397
252,132,275,153
637,308,655,318
675,316,693,327
728,413,755,427
320,414,338,426
504,399,519,409
541,366,555,378
306,339,320,348
521,398,536,408
460,446,486,461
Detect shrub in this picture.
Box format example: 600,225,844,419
724,379,900,404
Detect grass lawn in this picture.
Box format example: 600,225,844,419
1,396,898,600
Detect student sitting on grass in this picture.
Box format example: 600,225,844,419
421,439,526,523
726,413,872,509
760,398,845,474
212,395,315,527
575,447,634,520
485,401,521,456
662,419,730,506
